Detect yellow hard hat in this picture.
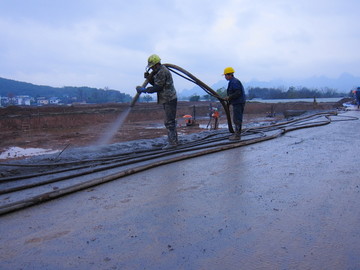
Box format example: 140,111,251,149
223,67,235,75
147,54,161,68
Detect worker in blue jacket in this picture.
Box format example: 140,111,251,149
355,87,360,109
223,67,246,140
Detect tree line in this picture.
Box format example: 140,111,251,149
247,86,345,100
0,77,132,104
188,86,347,101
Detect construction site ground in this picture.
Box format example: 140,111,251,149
0,100,343,157
1,101,359,269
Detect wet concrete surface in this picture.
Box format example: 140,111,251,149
1,110,360,270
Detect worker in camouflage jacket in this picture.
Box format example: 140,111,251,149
136,54,178,149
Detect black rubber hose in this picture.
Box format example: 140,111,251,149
0,111,355,215
163,63,234,133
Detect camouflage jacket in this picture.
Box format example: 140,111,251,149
147,65,177,104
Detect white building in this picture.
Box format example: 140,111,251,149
49,97,61,104
37,97,49,105
15,95,32,106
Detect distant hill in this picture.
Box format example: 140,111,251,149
179,72,359,98
0,77,132,103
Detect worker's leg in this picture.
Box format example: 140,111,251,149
229,103,245,140
163,99,178,147
233,103,245,132
214,118,218,130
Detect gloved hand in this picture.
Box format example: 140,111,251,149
136,86,147,94
144,72,150,79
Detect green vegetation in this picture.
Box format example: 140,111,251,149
0,77,132,104
247,86,345,100
139,94,153,103
200,86,345,101
189,94,201,102
201,87,227,101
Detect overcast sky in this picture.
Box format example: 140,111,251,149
1,0,359,95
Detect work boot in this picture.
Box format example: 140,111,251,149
162,128,178,149
168,128,178,143
229,124,242,141
228,132,241,141
162,142,178,150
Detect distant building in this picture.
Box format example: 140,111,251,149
0,96,32,106
37,97,49,105
49,97,61,104
14,95,32,106
0,96,8,106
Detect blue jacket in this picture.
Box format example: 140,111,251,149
356,88,360,98
227,77,246,104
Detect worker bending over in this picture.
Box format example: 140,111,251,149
136,54,178,149
223,67,246,140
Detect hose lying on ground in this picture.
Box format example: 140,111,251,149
0,111,357,215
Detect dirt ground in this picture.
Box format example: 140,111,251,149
0,100,345,155
0,114,272,153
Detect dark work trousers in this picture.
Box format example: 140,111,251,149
356,91,360,108
163,98,178,144
232,102,245,132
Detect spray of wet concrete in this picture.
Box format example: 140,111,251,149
96,107,132,145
